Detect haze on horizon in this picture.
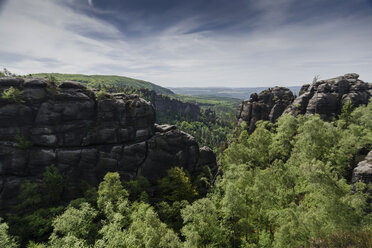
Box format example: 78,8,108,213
0,0,372,88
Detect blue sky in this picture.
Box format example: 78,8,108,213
0,0,371,87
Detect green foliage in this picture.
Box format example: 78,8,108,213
181,198,229,247
27,241,47,248
95,88,109,101
8,165,67,245
5,99,372,247
124,176,151,202
156,200,189,233
1,86,24,103
33,73,173,95
97,172,129,212
125,203,182,248
339,100,354,125
14,132,32,149
49,202,98,246
0,218,18,248
309,228,372,248
158,167,198,203
214,100,372,247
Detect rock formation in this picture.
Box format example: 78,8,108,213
284,73,372,119
0,77,215,212
352,151,372,211
352,151,372,186
236,86,295,132
138,89,200,122
237,74,371,131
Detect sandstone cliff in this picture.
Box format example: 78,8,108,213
0,77,214,212
236,86,294,132
284,73,371,119
135,88,200,123
237,73,371,131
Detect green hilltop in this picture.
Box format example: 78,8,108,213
33,73,174,95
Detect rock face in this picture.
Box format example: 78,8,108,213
352,151,372,211
352,151,372,186
284,73,372,119
236,86,295,132
136,88,200,123
0,77,211,212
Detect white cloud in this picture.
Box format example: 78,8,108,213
0,0,371,87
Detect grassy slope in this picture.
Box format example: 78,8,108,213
33,73,174,95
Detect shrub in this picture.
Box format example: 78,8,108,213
1,86,25,103
15,132,32,149
96,89,109,101
46,75,58,96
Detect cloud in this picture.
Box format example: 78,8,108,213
0,0,371,87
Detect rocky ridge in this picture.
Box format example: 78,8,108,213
0,77,215,212
237,73,371,132
284,73,371,119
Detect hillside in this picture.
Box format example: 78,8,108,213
170,86,302,100
33,73,174,95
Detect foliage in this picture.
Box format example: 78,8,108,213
33,73,173,95
124,176,151,202
49,202,97,247
0,218,18,248
2,94,372,248
14,132,32,149
95,88,109,101
156,200,189,233
124,203,182,248
7,165,67,246
181,198,229,247
158,167,198,203
1,86,24,103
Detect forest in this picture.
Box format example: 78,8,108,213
1,84,371,247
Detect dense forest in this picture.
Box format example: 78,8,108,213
1,79,371,247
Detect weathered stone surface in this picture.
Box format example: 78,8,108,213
352,151,372,185
59,81,86,89
236,86,294,132
140,129,199,181
0,77,215,212
284,73,371,119
198,146,217,167
352,151,372,211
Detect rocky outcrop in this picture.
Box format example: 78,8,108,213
136,88,200,123
236,86,294,132
352,151,372,186
352,151,372,211
284,73,372,119
0,77,212,212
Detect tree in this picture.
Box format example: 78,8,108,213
0,218,18,248
158,167,197,202
181,198,229,247
125,203,181,248
49,202,97,247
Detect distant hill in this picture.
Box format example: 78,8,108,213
33,73,174,95
170,86,302,100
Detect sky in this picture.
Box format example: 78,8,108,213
0,0,372,87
